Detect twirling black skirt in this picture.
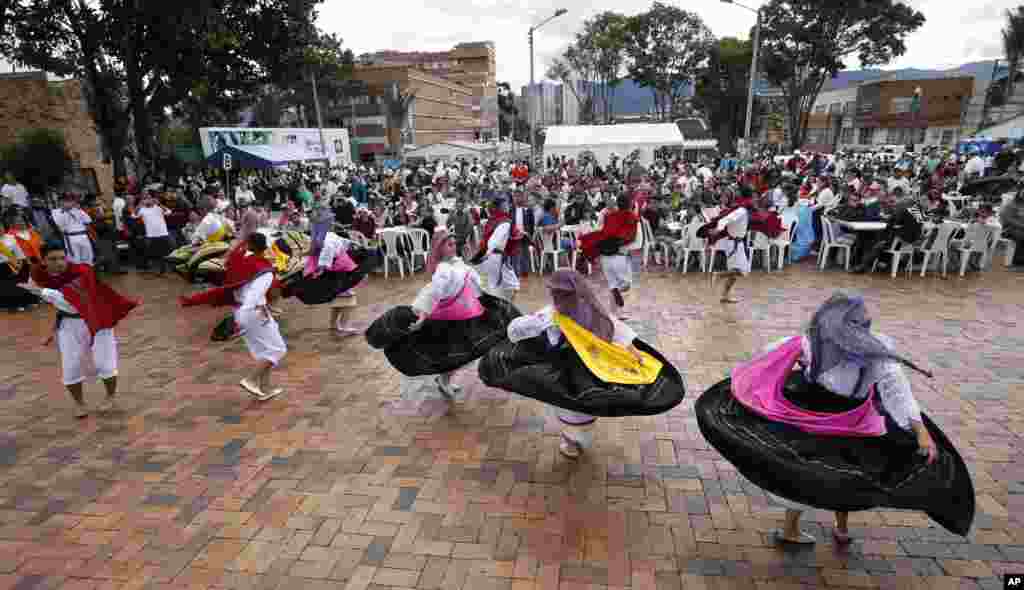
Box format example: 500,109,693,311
365,294,521,376
695,374,975,536
0,264,38,310
477,336,686,417
282,249,382,305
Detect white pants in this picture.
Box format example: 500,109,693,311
65,234,94,266
236,308,287,365
715,238,751,275
555,408,597,448
58,320,117,386
600,254,632,292
479,253,519,298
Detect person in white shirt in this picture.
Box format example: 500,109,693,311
963,153,985,180
235,181,256,208
234,234,287,400
710,193,752,304
476,196,520,302
1,175,29,209
133,194,173,275
112,193,127,233
51,193,95,266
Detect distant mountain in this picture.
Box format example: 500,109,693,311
820,60,1009,91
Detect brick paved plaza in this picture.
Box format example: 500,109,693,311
1,262,1022,590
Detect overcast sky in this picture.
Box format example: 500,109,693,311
0,0,1011,88
323,0,1012,89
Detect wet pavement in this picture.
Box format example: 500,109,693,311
1,257,1022,590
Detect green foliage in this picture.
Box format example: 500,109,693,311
1002,7,1024,98
0,128,74,195
692,37,754,154
757,0,925,150
623,2,713,121
1,0,340,177
546,11,629,124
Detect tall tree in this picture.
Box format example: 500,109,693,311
758,0,925,151
577,11,629,124
2,0,331,181
692,37,753,155
623,2,713,121
1002,7,1024,100
546,58,595,124
497,82,519,140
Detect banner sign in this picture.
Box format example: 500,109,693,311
199,127,352,166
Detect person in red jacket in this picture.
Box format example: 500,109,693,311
579,193,640,318
19,242,139,418
181,233,287,400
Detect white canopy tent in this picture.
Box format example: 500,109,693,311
543,123,685,166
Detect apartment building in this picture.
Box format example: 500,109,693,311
358,42,498,142
803,77,974,152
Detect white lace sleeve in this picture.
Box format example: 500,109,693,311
411,284,434,316
508,306,555,343
611,319,637,347
873,362,922,430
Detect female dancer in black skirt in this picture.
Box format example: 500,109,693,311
695,292,974,544
480,270,686,459
366,229,520,398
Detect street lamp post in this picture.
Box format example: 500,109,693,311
721,0,761,155
529,8,568,168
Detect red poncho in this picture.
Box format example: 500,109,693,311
579,210,639,262
699,199,785,246
478,211,523,257
31,263,139,340
180,244,280,308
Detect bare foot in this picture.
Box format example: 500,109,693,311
73,405,89,419
721,296,741,304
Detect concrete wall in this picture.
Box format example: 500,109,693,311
0,72,114,199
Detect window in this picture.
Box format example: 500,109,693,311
829,102,842,114
843,101,856,114
891,97,913,113
840,127,854,144
940,130,955,146
814,105,827,113
858,128,873,144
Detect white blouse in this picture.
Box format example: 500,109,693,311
716,207,749,239
317,232,352,269
51,208,91,233
772,335,923,430
508,305,637,348
411,259,482,315
486,221,511,253
234,269,274,310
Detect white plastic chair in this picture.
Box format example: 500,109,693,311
871,236,915,278
640,218,667,269
562,226,591,274
749,231,774,272
406,227,431,272
624,218,644,261
378,229,407,279
534,227,567,274
951,223,998,277
675,222,708,274
915,222,959,278
819,217,853,271
772,221,796,270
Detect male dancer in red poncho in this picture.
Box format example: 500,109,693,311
19,242,139,418
702,187,784,303
474,194,525,302
181,233,287,401
578,193,639,318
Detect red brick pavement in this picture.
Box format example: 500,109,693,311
0,262,1021,590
